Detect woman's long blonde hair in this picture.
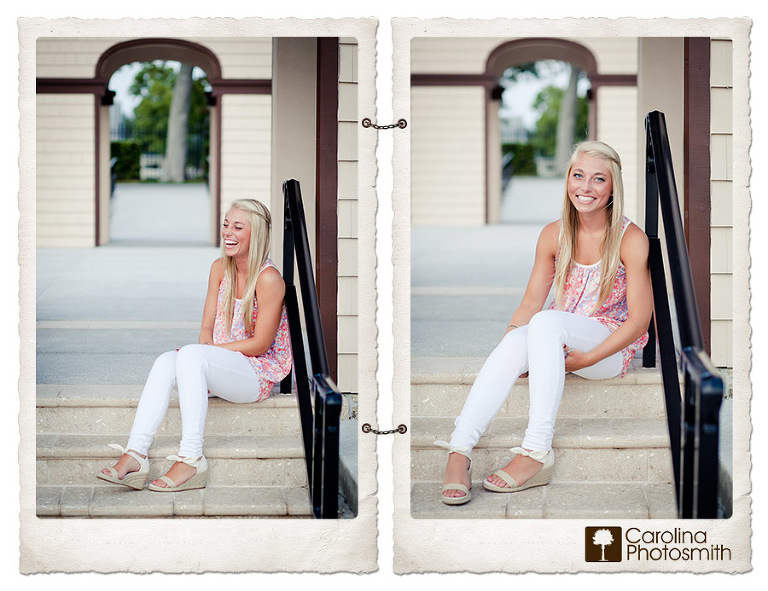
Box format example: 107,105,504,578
220,199,272,335
553,141,625,310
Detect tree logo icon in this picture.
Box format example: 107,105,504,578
585,527,622,562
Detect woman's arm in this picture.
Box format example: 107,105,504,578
198,258,224,345
565,223,653,372
213,266,286,357
503,221,559,336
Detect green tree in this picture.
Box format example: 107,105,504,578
128,61,210,177
529,83,589,159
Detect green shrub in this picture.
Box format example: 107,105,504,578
502,143,536,175
110,141,141,181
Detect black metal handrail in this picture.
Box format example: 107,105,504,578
279,178,342,519
642,110,724,518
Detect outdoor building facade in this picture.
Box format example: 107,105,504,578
410,36,734,368
36,36,359,393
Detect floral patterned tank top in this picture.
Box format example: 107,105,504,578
548,216,649,376
212,259,292,401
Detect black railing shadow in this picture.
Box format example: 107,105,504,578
642,110,725,518
279,179,342,519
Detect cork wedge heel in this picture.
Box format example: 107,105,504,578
96,444,150,490
482,447,555,493
148,455,209,492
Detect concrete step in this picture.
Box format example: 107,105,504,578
410,481,678,519
37,433,307,488
412,356,667,419
412,379,666,419
409,356,678,518
36,384,316,518
37,484,312,518
411,416,674,485
36,384,301,437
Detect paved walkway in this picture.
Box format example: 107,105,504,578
411,176,562,358
37,183,219,384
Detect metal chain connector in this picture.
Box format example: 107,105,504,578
362,423,407,435
361,118,407,130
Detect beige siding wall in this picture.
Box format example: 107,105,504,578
37,38,118,77
198,38,271,78
596,86,640,222
410,37,638,74
219,94,272,216
337,38,359,393
36,37,272,78
411,86,486,226
710,38,734,367
36,94,96,247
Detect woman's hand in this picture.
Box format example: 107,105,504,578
563,346,594,373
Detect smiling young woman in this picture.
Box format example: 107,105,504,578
96,199,292,492
437,141,652,505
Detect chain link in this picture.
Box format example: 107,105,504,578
362,423,407,435
361,118,407,130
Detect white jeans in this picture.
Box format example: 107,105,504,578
450,310,623,453
126,344,266,458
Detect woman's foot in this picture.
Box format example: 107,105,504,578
484,453,542,489
101,452,144,481
441,452,471,501
483,448,555,493
150,458,200,489
96,445,150,490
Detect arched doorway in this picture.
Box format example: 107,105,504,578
95,39,223,246
107,60,212,245
484,39,599,224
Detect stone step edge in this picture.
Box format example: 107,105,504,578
411,441,671,451
37,384,298,409
411,357,674,386
37,484,313,518
38,433,305,460
411,416,671,450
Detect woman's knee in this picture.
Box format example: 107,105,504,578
150,350,178,374
175,344,209,370
527,310,567,338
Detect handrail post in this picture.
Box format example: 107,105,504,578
281,178,342,519
643,117,659,369
644,111,724,519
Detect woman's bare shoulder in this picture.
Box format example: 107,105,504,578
209,257,225,281
538,220,561,249
622,221,649,248
620,221,650,263
256,265,285,290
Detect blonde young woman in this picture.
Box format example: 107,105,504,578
439,141,652,505
97,199,292,492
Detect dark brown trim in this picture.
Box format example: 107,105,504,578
411,73,497,87
684,37,712,356
37,78,109,95
37,77,271,98
209,79,272,96
95,38,223,81
589,74,638,87
213,102,223,248
315,37,340,383
485,38,599,79
94,97,101,246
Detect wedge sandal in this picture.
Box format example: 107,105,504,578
148,455,208,492
435,440,473,505
482,447,555,493
95,444,149,490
